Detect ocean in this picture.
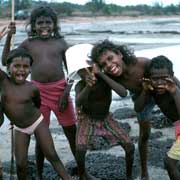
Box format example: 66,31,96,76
0,16,180,128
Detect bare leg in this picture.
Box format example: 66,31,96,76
138,121,151,180
123,143,135,180
164,154,180,180
14,130,30,180
63,125,78,175
35,142,44,180
35,121,70,180
62,125,77,160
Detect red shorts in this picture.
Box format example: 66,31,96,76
32,79,77,127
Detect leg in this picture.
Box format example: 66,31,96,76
35,141,44,180
34,121,70,180
36,106,51,179
76,146,86,180
164,154,180,180
62,125,77,161
14,130,30,180
138,121,151,180
121,142,135,180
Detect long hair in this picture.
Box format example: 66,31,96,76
26,6,62,39
91,39,137,67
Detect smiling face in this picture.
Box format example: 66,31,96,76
97,50,124,76
34,16,54,39
8,57,31,84
150,68,171,94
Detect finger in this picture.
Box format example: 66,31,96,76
165,78,174,83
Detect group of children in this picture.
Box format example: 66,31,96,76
0,5,179,180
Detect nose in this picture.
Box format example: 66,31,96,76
105,61,111,69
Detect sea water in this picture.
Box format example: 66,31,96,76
0,16,180,129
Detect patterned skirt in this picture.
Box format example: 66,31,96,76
76,108,131,150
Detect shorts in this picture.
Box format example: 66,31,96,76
32,79,77,127
131,92,155,121
167,136,180,161
14,114,43,135
76,108,131,150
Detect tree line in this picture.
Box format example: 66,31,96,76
0,0,180,18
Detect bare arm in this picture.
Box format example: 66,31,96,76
32,86,41,109
92,64,127,97
134,78,153,112
97,72,127,97
75,81,92,107
1,22,16,66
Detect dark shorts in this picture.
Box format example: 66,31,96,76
131,92,155,122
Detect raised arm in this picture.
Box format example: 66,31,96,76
1,22,16,66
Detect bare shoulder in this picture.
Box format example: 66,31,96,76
19,38,30,48
25,81,38,91
136,57,151,68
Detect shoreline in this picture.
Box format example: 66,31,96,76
1,15,180,28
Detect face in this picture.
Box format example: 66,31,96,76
150,68,171,94
34,16,54,39
8,57,31,84
97,50,124,76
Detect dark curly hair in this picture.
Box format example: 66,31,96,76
91,39,137,67
6,48,33,66
26,6,62,38
145,55,174,77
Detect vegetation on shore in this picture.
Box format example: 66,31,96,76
0,0,180,18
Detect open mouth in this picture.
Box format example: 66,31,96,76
110,65,121,75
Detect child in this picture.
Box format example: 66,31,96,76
75,64,134,180
0,22,16,179
91,39,152,180
2,6,78,178
0,47,71,180
134,55,180,180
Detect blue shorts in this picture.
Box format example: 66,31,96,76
131,92,155,121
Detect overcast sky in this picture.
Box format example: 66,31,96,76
46,0,180,6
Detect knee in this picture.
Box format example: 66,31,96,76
139,123,151,142
45,151,59,162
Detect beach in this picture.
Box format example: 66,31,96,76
0,16,180,179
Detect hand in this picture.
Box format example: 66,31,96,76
7,22,16,36
141,77,154,91
58,93,69,113
164,78,177,94
85,68,97,87
92,63,101,75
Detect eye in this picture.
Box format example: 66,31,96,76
107,55,113,61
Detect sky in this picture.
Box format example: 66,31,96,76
46,0,180,6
